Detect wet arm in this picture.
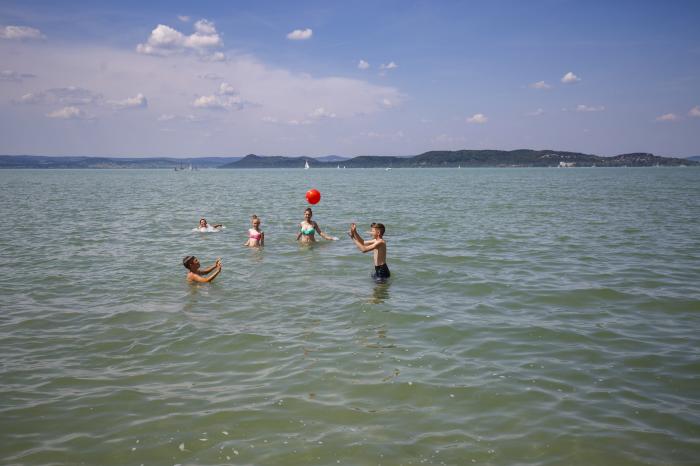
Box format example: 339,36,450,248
315,222,334,241
352,236,378,253
202,266,222,282
350,225,364,245
189,266,221,283
200,259,221,274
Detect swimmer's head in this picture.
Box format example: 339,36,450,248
199,218,207,227
304,208,313,219
183,255,199,271
251,214,261,228
372,223,385,238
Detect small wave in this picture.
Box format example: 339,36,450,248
192,226,226,233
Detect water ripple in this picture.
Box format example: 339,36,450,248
1,168,699,465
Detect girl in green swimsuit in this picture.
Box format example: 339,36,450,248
296,207,337,243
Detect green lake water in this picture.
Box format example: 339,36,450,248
1,167,698,465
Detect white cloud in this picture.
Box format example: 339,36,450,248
656,113,679,122
205,51,226,62
309,107,336,119
157,114,207,123
1,25,45,40
529,80,551,89
0,41,403,154
193,94,244,110
15,87,101,105
0,70,36,82
109,93,148,110
46,106,90,119
380,61,398,70
467,113,488,124
192,82,248,109
261,116,278,123
136,25,183,54
286,28,313,40
192,94,225,109
219,82,236,95
358,60,369,70
575,104,605,112
178,15,191,22
136,20,222,57
688,106,700,117
194,19,216,35
561,71,581,84
526,108,544,116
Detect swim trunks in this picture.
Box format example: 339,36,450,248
372,263,391,281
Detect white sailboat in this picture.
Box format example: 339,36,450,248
304,160,310,170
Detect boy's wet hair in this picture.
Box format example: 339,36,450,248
183,255,196,268
373,223,385,236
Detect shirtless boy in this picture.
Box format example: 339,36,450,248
182,255,222,283
349,222,390,280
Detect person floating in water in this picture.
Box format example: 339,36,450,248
244,214,264,247
197,218,223,232
349,222,390,281
183,256,222,283
296,207,338,243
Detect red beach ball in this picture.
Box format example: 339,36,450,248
306,189,321,205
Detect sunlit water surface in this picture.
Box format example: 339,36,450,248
1,168,699,465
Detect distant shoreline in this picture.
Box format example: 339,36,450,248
1,150,698,169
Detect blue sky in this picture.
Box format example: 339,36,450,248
1,0,699,157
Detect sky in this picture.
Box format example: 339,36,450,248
1,0,699,158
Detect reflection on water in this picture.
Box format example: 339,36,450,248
369,280,391,304
246,246,265,263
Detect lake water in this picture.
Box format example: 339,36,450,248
1,167,699,465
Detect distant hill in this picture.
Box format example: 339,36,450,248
219,154,311,169
0,155,241,169
315,155,350,162
219,150,698,169
2,150,697,169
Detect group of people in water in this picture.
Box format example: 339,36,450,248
183,207,390,283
